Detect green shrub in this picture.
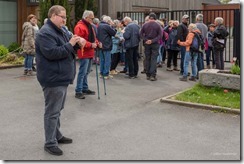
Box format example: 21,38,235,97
0,45,9,58
8,42,21,52
231,64,240,75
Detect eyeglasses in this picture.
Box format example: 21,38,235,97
56,15,67,20
88,17,94,20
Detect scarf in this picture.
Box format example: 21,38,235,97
82,19,95,43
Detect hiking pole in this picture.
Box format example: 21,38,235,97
101,50,107,95
95,49,100,100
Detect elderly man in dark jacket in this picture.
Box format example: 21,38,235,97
97,16,116,79
123,16,140,79
140,13,162,81
35,5,83,156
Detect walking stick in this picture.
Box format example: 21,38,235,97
101,50,107,95
95,49,100,99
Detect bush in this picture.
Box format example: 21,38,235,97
0,45,9,58
8,42,21,52
231,64,240,75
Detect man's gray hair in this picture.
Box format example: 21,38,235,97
103,16,112,23
82,10,94,19
215,17,224,25
93,18,100,24
196,13,203,21
123,16,132,23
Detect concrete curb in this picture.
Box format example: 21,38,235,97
159,88,240,115
0,65,24,69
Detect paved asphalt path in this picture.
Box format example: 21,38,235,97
0,61,240,160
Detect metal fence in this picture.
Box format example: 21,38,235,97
118,9,241,62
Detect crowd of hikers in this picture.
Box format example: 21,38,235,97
20,5,229,155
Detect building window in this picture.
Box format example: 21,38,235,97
0,0,17,46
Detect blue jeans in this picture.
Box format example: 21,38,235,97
24,54,34,70
99,50,111,76
197,52,204,72
157,45,164,63
183,51,198,77
43,86,67,147
75,58,92,93
180,46,186,74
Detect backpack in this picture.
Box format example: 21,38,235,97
190,32,205,53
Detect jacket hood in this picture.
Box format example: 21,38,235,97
22,22,32,30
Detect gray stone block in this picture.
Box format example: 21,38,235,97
199,69,240,90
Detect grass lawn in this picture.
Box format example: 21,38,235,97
175,83,240,109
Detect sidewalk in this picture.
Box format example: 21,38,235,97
0,61,240,160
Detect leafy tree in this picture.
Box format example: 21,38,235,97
38,0,72,29
74,0,98,24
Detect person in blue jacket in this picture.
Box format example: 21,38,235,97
35,5,83,156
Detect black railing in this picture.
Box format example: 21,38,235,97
118,9,241,63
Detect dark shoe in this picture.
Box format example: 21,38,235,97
150,76,157,81
119,70,127,73
23,70,28,75
58,136,73,144
179,76,187,81
83,89,95,95
75,93,85,99
189,76,196,81
157,64,162,68
141,70,146,74
173,67,180,71
166,67,173,71
44,146,63,156
27,70,36,76
32,66,36,72
129,76,136,79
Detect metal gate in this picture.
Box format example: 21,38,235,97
118,9,241,63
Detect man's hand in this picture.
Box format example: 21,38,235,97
69,35,80,46
91,43,97,49
77,37,86,48
145,40,152,45
98,42,102,48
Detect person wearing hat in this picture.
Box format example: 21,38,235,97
140,12,162,81
205,23,216,69
177,14,189,75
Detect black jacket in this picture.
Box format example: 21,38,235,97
35,19,79,87
177,22,188,41
123,22,140,49
97,21,116,51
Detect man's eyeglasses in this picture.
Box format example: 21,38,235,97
56,15,67,20
88,17,94,20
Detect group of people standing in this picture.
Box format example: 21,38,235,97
21,4,229,156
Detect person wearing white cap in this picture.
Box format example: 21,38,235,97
177,14,189,75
